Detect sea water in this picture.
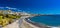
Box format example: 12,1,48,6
30,15,60,26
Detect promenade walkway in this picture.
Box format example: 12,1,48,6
2,16,30,28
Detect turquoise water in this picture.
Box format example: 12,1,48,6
30,15,60,26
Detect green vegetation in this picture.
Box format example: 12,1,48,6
0,10,21,27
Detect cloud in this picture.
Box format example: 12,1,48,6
0,7,27,13
5,7,17,10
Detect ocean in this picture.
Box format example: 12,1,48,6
30,15,60,26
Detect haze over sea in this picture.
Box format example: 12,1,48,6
0,0,60,14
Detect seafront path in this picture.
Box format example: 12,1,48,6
2,16,30,28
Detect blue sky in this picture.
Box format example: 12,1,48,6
0,0,60,14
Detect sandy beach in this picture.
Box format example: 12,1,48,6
22,18,40,28
19,15,40,28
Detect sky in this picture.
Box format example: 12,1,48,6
0,0,60,14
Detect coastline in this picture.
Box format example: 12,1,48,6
21,16,40,28
24,15,60,28
1,11,60,28
24,17,48,28
1,10,59,28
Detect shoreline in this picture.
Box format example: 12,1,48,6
22,16,40,28
24,15,60,28
24,17,47,28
